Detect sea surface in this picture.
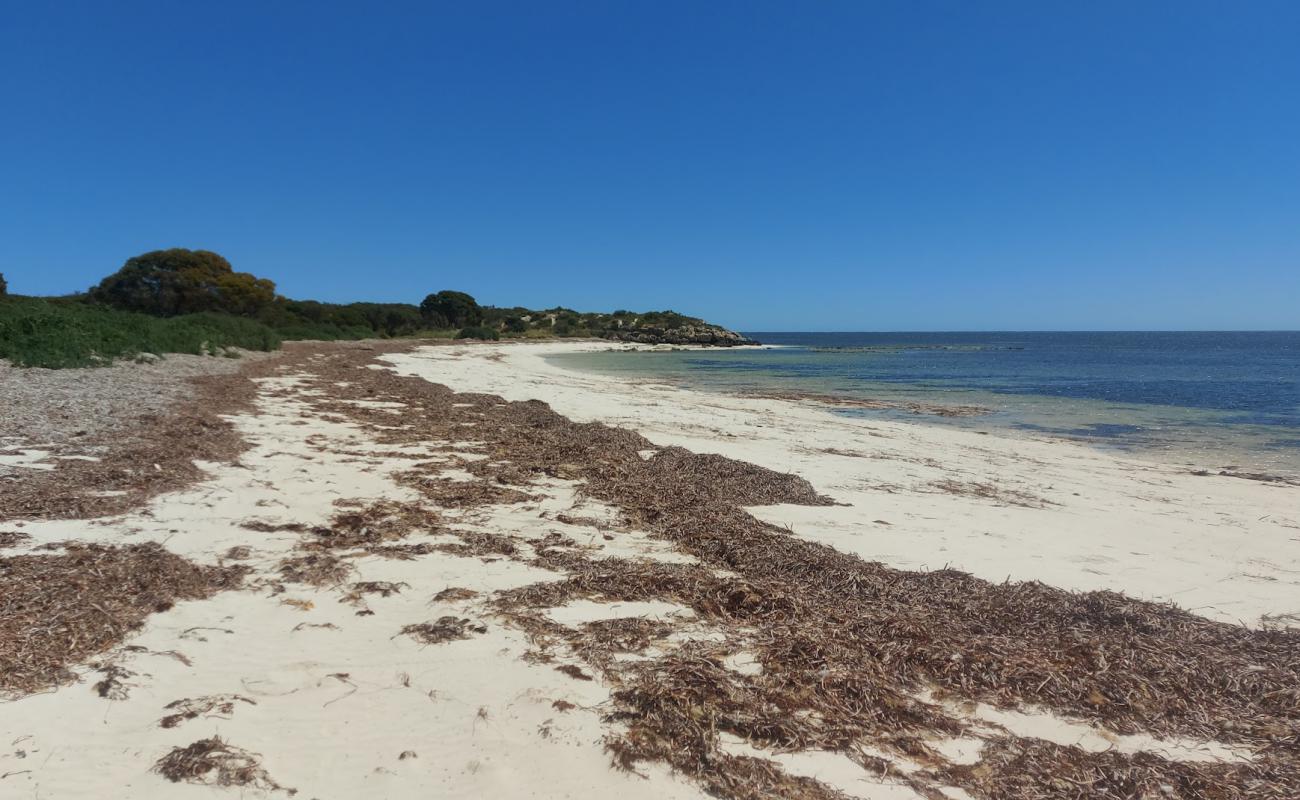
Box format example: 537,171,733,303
547,332,1300,475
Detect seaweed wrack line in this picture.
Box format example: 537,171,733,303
276,346,1300,800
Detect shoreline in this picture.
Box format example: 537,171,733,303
2,339,1298,799
384,340,1300,627
542,340,1300,480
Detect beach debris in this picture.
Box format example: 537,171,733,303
178,626,233,641
554,664,593,681
433,530,519,558
400,616,486,645
365,542,440,559
578,617,671,663
240,520,309,533
291,622,340,632
160,695,256,728
398,474,539,509
1190,468,1300,487
91,664,135,700
0,530,31,548
290,354,1296,799
307,500,443,550
0,542,246,696
928,477,1054,508
432,587,479,602
122,645,192,665
347,580,410,598
277,552,352,587
20,339,1290,798
153,737,292,793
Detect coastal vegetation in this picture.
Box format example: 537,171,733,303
0,296,280,368
0,248,749,367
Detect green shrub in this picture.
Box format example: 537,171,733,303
92,248,277,317
0,273,7,297
0,296,280,368
421,290,483,329
455,325,499,341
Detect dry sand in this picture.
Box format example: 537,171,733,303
2,340,1297,799
383,341,1300,630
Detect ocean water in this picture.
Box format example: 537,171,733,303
546,332,1300,475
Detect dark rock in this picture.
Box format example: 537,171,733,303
609,324,757,347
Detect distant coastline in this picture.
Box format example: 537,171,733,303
0,249,750,368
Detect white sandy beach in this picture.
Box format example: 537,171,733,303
384,341,1300,628
2,340,1297,799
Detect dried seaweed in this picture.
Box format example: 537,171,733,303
308,500,443,550
555,664,594,681
0,543,246,696
92,663,135,700
241,520,309,533
433,587,480,602
280,346,1300,799
0,530,31,548
277,552,353,587
928,478,1054,508
395,473,539,509
112,340,1297,799
154,737,292,793
160,694,256,728
400,616,487,645
348,580,410,597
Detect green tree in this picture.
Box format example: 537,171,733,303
91,249,276,317
420,290,482,328
0,273,7,297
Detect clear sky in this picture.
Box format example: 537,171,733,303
2,1,1298,331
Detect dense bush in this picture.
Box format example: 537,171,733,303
260,299,424,340
91,249,277,318
0,296,280,368
421,290,483,329
455,325,499,341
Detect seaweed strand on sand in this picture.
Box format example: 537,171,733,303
261,346,1300,800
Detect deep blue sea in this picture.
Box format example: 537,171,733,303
547,332,1300,474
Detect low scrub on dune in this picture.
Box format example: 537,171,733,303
455,325,500,341
0,295,281,368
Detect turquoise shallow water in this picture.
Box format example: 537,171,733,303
547,332,1300,475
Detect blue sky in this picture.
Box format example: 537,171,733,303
2,1,1298,331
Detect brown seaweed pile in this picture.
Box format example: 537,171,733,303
299,347,1299,799
154,736,292,793
400,616,487,645
0,543,247,696
148,344,1300,799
